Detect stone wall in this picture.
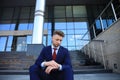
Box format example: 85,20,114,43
83,19,120,73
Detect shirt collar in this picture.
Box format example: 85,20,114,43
52,45,60,50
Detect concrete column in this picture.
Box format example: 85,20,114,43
32,0,46,44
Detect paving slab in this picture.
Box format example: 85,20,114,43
0,73,120,80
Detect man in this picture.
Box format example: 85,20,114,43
29,30,74,80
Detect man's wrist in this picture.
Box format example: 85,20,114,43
58,64,62,70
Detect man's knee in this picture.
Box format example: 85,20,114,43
29,64,39,73
63,67,74,80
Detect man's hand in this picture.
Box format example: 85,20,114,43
44,60,60,74
44,60,59,68
45,66,58,74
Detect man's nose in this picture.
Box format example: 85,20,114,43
58,40,61,44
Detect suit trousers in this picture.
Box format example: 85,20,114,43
29,64,74,80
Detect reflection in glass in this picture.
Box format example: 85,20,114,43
43,36,47,46
75,30,87,34
28,23,33,30
61,36,67,46
68,47,76,51
27,36,32,44
73,6,87,17
6,36,13,51
67,35,75,46
54,6,65,18
66,6,72,17
18,23,28,30
74,22,88,29
47,35,52,46
0,24,10,30
67,30,74,34
55,20,66,29
0,37,7,51
43,6,89,50
67,22,74,29
101,4,115,29
16,37,27,51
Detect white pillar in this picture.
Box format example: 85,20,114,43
32,0,46,44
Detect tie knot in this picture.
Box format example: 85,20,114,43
53,48,57,50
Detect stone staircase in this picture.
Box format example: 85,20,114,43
0,51,112,75
0,52,35,70
69,50,112,74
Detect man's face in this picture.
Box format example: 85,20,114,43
52,34,63,47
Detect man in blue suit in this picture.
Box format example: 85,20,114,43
29,30,74,80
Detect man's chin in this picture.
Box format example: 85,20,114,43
55,45,59,47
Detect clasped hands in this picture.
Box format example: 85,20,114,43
44,60,60,74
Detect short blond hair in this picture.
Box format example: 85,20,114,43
53,30,64,37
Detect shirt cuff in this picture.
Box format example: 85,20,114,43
59,64,62,70
41,62,46,67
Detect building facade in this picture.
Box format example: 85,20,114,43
0,0,120,72
0,0,111,51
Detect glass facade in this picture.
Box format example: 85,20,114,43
0,0,120,51
89,0,120,39
0,6,34,51
43,5,89,50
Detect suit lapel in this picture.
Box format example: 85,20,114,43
56,46,63,61
46,46,53,60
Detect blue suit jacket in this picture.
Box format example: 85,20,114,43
35,45,72,70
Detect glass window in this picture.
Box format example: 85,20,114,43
113,0,120,19
55,19,66,29
1,8,14,19
48,22,52,29
0,37,7,51
43,5,90,50
67,21,74,29
54,6,65,18
0,20,12,30
27,36,32,44
44,22,48,30
67,35,75,46
75,30,87,34
48,30,52,35
30,7,35,19
101,19,108,29
47,34,52,46
16,37,27,51
95,19,102,29
43,35,47,46
66,6,72,17
18,20,28,30
13,7,20,19
20,7,30,19
28,22,33,30
73,6,87,17
68,46,76,51
74,22,87,29
67,30,74,34
6,36,13,51
61,35,67,46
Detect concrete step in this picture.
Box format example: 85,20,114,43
73,65,104,70
0,68,113,75
0,53,35,70
73,68,113,74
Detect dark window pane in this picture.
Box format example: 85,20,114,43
1,8,14,19
54,6,65,18
20,7,30,19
